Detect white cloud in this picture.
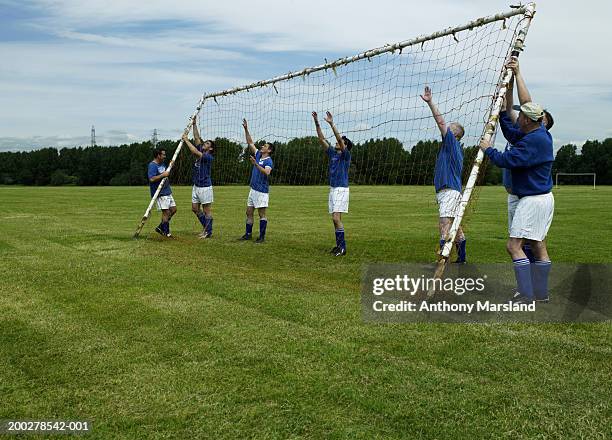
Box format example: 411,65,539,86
1,0,611,150
0,38,255,149
53,29,247,61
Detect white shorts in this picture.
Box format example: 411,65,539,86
329,187,349,214
510,192,554,241
507,194,519,233
156,195,176,211
436,189,462,218
192,185,214,204
247,188,269,209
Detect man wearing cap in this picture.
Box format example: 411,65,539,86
480,96,554,304
502,59,554,264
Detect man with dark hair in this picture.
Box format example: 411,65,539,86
420,86,467,263
182,116,216,239
480,98,554,304
147,148,177,238
543,110,554,130
239,119,274,243
312,111,352,257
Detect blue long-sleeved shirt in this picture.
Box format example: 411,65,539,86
486,112,554,197
499,111,522,192
499,110,524,145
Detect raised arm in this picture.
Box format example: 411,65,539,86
420,86,447,138
182,133,203,158
242,118,257,155
499,110,524,145
192,116,203,145
312,111,330,150
508,57,532,105
505,74,518,125
323,111,345,151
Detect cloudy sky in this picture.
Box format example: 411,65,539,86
1,0,611,152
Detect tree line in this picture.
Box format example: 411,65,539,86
0,137,610,186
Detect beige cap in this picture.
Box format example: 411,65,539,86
518,102,544,122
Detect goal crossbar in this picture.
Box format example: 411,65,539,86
200,5,533,101
555,173,596,189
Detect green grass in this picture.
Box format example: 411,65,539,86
0,185,610,439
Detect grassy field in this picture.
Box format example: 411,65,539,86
0,185,610,439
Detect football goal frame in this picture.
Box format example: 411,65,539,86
555,172,596,189
133,1,538,276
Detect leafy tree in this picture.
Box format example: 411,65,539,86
1,137,610,186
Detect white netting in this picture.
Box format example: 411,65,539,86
135,6,533,252
171,10,527,190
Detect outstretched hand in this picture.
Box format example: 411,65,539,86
420,86,432,103
242,118,248,129
312,111,318,122
324,111,333,124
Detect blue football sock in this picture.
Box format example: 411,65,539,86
197,212,207,227
259,219,267,239
456,238,466,262
439,239,446,250
335,228,345,250
205,217,213,234
532,260,551,300
513,258,533,299
523,243,535,263
245,221,253,237
161,221,169,235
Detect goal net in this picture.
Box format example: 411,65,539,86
135,4,537,263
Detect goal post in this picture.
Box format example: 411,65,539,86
555,172,596,189
133,2,538,254
436,3,537,281
133,97,205,238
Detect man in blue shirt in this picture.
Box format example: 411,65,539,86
239,118,274,243
312,111,353,257
182,117,216,239
421,86,467,263
481,99,554,304
147,148,177,238
503,58,554,263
